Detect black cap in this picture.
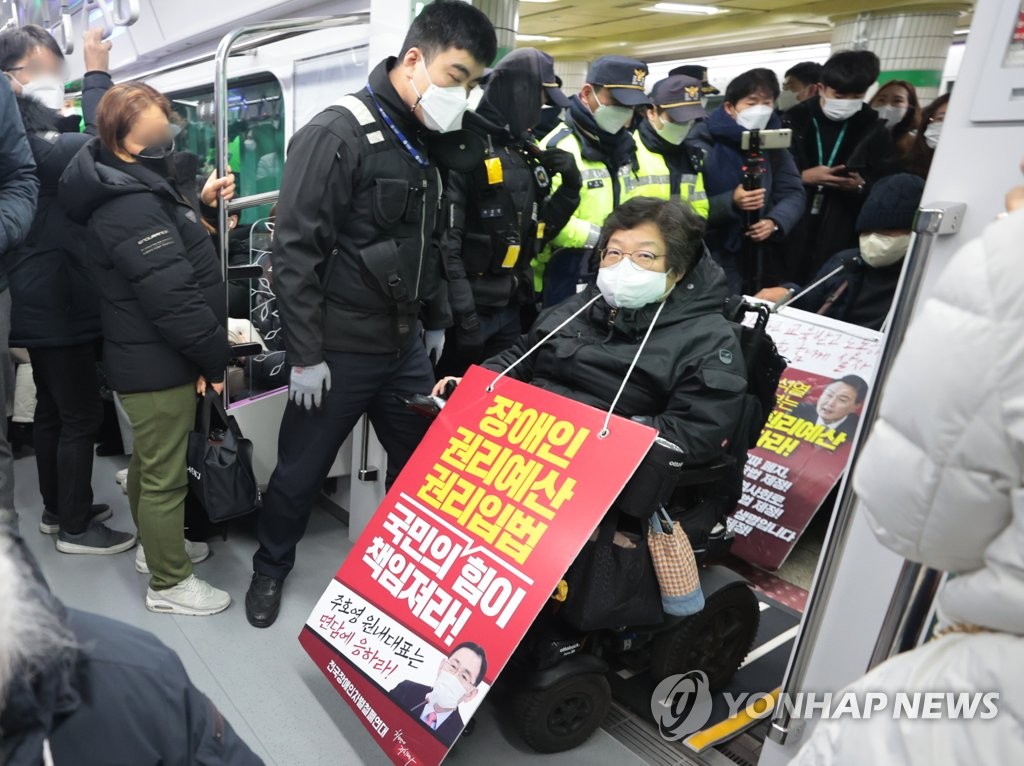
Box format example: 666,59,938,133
586,55,651,106
650,75,706,123
668,64,720,95
489,49,570,108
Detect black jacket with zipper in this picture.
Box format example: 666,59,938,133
483,255,747,464
59,139,230,393
271,57,450,366
6,72,114,348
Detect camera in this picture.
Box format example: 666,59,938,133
740,128,793,152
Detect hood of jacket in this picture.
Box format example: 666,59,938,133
14,94,59,135
0,533,81,766
59,138,167,225
478,50,544,139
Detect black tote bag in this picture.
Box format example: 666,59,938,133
558,510,664,632
186,391,261,523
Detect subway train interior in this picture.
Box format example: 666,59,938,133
1,0,1022,765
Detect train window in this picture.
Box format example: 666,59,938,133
168,73,284,225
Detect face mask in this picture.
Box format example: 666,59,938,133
425,670,467,710
821,96,862,122
777,90,799,112
22,74,64,111
132,136,176,177
923,122,942,149
736,104,773,131
410,58,468,133
597,258,672,309
875,104,907,130
859,232,911,268
590,96,632,135
655,118,691,145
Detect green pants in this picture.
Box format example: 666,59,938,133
119,382,196,590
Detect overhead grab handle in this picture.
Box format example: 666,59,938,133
84,0,140,40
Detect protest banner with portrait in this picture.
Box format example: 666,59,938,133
301,364,657,765
727,308,883,571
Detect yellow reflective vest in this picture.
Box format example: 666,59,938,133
623,132,709,219
532,122,634,292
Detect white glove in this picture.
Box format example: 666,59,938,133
289,361,331,410
423,329,446,366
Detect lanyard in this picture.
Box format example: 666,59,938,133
365,83,429,168
813,117,848,168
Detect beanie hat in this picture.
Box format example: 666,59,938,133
856,173,925,233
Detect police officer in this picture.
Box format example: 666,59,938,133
626,74,709,217
534,55,649,307
245,0,496,629
669,64,720,106
437,48,582,375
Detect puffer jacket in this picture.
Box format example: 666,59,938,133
790,631,1024,765
7,91,105,348
59,139,230,393
483,255,747,464
854,208,1024,635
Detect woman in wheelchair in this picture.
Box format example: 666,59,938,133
433,195,748,470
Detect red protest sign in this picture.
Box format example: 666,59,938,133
728,308,882,571
301,364,657,765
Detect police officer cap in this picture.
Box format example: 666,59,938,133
586,55,651,106
668,64,720,95
650,75,707,123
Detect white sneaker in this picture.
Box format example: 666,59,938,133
115,468,129,495
136,540,210,574
145,575,230,616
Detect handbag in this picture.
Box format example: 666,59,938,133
558,510,664,631
648,508,704,617
186,391,261,523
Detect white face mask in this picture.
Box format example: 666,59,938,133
591,97,633,135
874,104,907,130
777,90,799,112
655,117,691,145
736,104,773,131
821,96,862,122
425,670,468,710
859,232,911,268
923,122,942,149
410,58,468,133
597,257,672,309
22,75,64,111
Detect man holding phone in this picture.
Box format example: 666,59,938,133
782,50,896,282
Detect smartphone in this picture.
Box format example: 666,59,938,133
741,128,793,151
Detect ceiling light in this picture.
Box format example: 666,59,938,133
519,0,561,4
517,34,563,42
644,3,727,15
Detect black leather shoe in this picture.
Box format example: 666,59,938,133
245,573,283,628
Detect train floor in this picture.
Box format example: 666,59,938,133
13,452,666,766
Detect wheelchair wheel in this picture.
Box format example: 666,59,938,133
650,584,760,692
512,673,612,753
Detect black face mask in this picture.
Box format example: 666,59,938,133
131,138,175,177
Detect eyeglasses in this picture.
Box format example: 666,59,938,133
442,658,477,686
4,63,68,80
598,247,664,270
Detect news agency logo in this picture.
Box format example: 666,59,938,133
651,672,1001,741
651,671,714,740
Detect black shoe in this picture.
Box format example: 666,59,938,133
245,573,283,628
40,504,112,535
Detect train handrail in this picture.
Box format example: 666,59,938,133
213,14,369,406
767,201,967,747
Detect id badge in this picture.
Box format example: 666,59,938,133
811,187,824,216
485,157,503,186
501,244,521,269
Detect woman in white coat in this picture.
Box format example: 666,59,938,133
791,196,1024,763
